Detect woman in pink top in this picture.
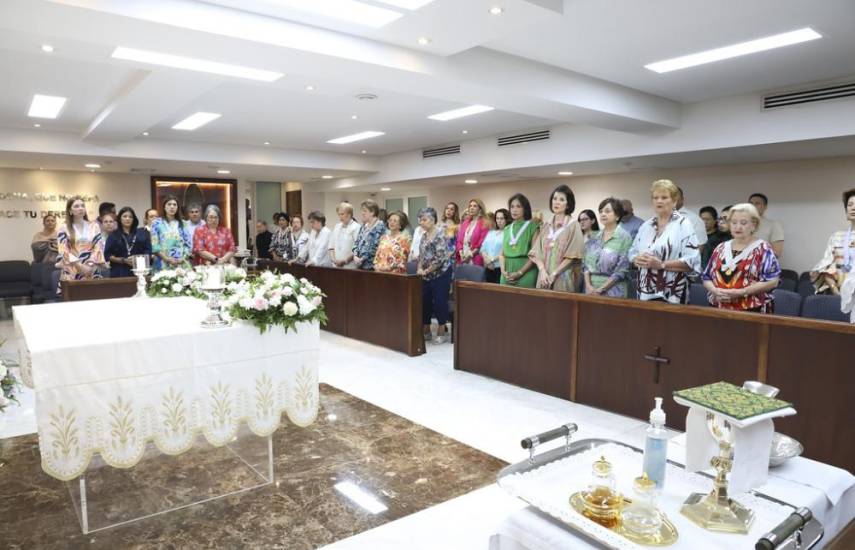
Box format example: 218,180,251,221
455,198,490,266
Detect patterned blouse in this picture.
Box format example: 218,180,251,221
374,232,412,273
582,225,633,298
812,229,855,293
702,239,781,312
270,227,292,260
418,228,452,281
192,225,236,265
150,218,191,271
352,220,386,270
57,221,104,291
628,212,701,304
290,230,309,263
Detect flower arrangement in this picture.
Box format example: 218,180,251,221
222,270,327,334
0,339,19,413
149,265,248,298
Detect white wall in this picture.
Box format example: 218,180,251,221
424,156,855,273
0,168,150,262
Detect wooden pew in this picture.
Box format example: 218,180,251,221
61,277,138,302
453,280,855,472
262,261,425,356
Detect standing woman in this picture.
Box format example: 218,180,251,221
193,204,236,265
583,197,634,297
374,211,412,274
703,203,781,313
578,209,600,242
270,212,292,262
500,194,539,288
455,199,490,266
56,196,104,292
628,179,701,303
481,209,508,283
416,207,453,344
441,202,460,253
287,214,309,264
530,185,585,292
352,199,386,270
105,207,152,277
150,195,191,271
812,188,855,298
31,213,59,264
305,211,332,267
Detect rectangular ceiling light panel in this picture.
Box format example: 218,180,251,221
645,28,822,73
172,112,222,130
28,94,67,119
270,0,403,27
373,0,436,9
327,131,385,144
427,104,494,121
112,47,284,82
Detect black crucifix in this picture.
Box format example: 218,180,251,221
643,346,670,383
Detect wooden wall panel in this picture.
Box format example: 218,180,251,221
62,277,137,302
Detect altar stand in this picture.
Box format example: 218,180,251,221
13,297,319,533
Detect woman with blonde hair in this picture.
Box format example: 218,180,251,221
31,213,59,264
441,202,460,253
628,179,701,303
702,203,781,312
455,198,490,266
352,199,386,270
56,196,104,293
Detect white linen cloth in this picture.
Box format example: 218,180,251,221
13,297,319,481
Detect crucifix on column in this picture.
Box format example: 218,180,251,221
643,346,670,383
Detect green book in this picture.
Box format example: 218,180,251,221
673,381,792,420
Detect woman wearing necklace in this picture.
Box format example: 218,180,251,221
455,199,490,265
352,199,386,270
374,211,412,273
583,197,634,297
193,204,236,266
105,207,152,277
150,195,191,271
628,179,701,303
56,196,104,293
416,207,453,344
530,185,585,292
811,189,855,303
500,193,539,288
702,203,780,312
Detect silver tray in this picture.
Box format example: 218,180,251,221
497,434,823,550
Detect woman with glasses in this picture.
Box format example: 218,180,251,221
577,209,599,242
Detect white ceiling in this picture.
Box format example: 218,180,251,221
0,0,852,181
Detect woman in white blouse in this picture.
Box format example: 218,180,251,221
287,214,310,265
305,211,332,267
628,179,701,304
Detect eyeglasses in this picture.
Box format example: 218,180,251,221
579,217,591,222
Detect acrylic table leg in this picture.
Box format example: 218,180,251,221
267,435,274,482
79,475,89,534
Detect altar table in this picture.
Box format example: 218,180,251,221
13,297,320,481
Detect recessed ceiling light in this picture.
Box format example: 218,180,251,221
351,115,358,120
361,150,367,154
305,85,316,91
558,171,574,176
380,187,391,191
645,27,822,73
41,44,54,53
322,175,334,179
111,47,283,82
141,131,149,136
269,0,402,28
28,94,67,119
334,481,387,514
489,6,504,15
465,179,478,184
327,131,385,144
172,112,221,131
85,163,101,169
461,130,469,134
428,105,494,121
217,169,231,174
264,141,270,145
39,167,44,170
33,123,41,128
418,37,431,46
375,0,436,9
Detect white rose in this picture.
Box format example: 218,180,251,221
261,270,275,282
282,273,296,284
239,297,254,309
282,287,293,297
283,301,298,316
171,283,184,292
0,362,7,379
312,296,322,307
297,295,315,315
161,288,168,294
269,295,282,307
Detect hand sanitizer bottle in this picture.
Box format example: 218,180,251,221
642,397,668,489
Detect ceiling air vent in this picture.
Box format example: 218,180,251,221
763,81,855,109
498,129,550,147
422,144,461,159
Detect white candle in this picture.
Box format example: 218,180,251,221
134,255,147,270
204,267,223,289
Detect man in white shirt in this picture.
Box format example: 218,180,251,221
676,187,708,246
329,202,361,269
305,211,332,267
184,203,204,249
749,193,785,258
